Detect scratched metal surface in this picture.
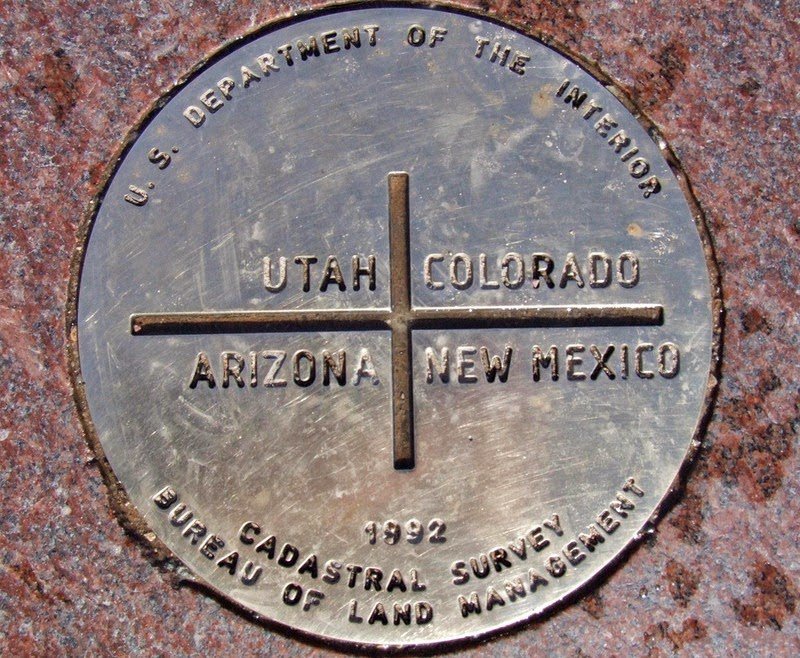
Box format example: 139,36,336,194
4,0,798,656
73,5,714,648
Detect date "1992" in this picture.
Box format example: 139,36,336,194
364,519,447,545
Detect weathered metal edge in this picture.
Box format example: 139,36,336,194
64,1,724,654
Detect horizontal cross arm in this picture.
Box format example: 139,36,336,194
410,304,664,329
130,304,663,335
130,310,391,335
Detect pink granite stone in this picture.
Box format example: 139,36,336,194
0,1,797,655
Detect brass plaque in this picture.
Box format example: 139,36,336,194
69,3,719,650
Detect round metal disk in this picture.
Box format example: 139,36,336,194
70,3,719,650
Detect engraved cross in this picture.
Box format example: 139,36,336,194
131,172,663,470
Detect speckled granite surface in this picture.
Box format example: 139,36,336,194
0,1,797,655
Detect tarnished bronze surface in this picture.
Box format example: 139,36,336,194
3,0,798,655
68,3,718,650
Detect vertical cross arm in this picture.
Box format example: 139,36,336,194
391,321,414,469
387,172,415,470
